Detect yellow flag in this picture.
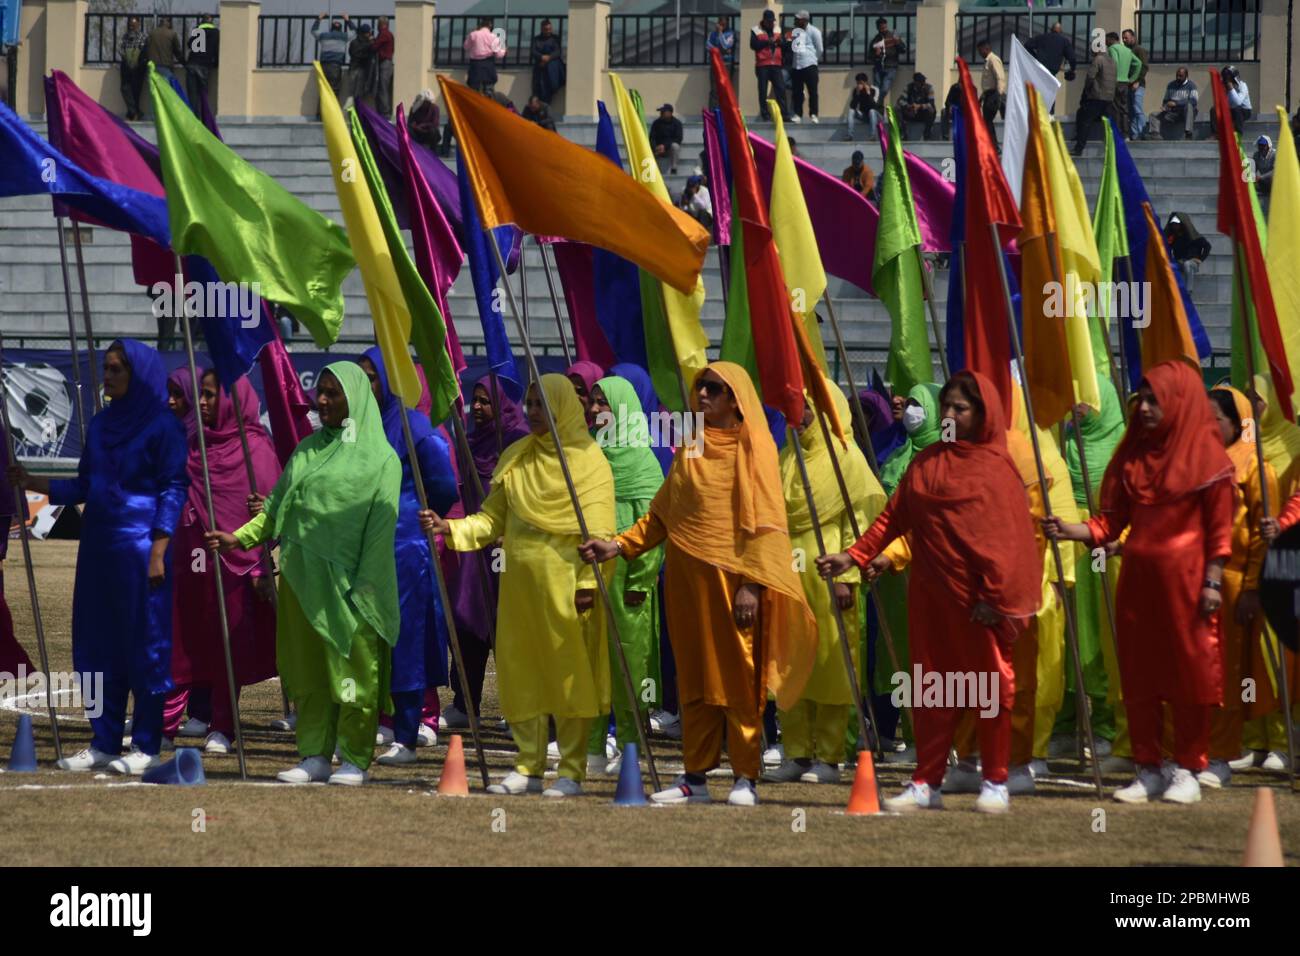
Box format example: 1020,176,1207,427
1267,106,1300,414
768,104,828,370
1041,117,1102,412
608,73,709,391
314,62,421,405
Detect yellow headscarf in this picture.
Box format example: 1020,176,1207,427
492,374,616,537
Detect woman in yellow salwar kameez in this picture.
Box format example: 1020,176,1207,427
581,362,816,807
423,375,616,798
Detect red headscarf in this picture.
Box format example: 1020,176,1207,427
1102,360,1234,507
899,369,1042,617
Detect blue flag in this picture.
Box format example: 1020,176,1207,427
591,101,648,369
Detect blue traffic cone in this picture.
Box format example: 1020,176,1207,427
6,713,37,772
142,747,206,786
613,741,647,806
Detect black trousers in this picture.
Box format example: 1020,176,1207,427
756,66,787,119
791,65,819,117
980,89,1004,147
1074,97,1112,150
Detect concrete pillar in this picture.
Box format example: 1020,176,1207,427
44,0,86,90
737,0,778,118
216,0,258,119
395,0,435,109
565,0,607,121
1257,3,1296,118
1093,0,1131,37
916,0,957,105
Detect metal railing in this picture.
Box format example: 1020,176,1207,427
1136,3,1260,64
433,15,566,70
956,8,1095,67
84,13,218,67
256,14,391,69
780,11,915,68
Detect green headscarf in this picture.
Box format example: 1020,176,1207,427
879,382,942,494
594,375,667,503
1064,376,1125,509
262,360,402,655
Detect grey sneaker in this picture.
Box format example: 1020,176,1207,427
762,758,808,783
486,771,543,795
1006,764,1036,795
651,774,711,804
543,776,583,799
1197,759,1231,789
798,761,840,784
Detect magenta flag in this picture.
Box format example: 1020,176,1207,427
548,241,618,368
874,121,956,254
257,314,315,466
701,110,732,247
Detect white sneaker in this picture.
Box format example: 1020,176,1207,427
884,781,943,812
1197,759,1231,789
376,742,417,766
486,771,543,795
375,724,395,746
651,774,711,804
56,747,114,772
543,776,583,798
329,761,368,786
1262,750,1290,772
203,732,232,755
727,778,759,806
108,748,161,775
1113,766,1166,803
762,743,784,768
975,780,1011,813
1229,750,1262,771
546,740,561,760
439,704,470,731
270,713,297,732
942,760,982,794
277,755,332,784
416,724,438,748
789,115,801,124
810,115,820,124
1162,766,1201,804
762,758,807,783
1006,764,1035,795
1027,758,1049,779
604,754,622,777
799,761,840,784
603,734,620,761
177,717,209,738
650,710,681,739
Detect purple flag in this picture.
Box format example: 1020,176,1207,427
548,240,618,368
701,109,732,247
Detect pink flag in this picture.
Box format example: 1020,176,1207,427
548,241,618,368
257,317,314,466
701,110,732,247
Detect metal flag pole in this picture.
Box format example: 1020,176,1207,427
55,218,88,447
1115,254,1139,402
0,331,63,761
913,245,950,381
989,222,1104,798
488,231,663,793
70,221,102,411
176,257,247,780
536,238,575,368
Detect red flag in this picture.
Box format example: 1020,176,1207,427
1211,71,1295,421
257,317,314,467
955,58,1022,416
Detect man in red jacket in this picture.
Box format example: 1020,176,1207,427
374,16,395,117
750,9,789,122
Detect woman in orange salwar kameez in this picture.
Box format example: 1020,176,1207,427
818,370,1042,815
1046,360,1234,806
580,362,816,808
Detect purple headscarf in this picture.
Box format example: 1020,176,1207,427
167,365,197,444
468,373,530,489
858,387,906,469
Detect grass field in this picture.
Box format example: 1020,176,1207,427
1,540,1297,867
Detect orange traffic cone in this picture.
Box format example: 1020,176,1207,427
1242,787,1284,867
437,734,470,797
846,749,881,815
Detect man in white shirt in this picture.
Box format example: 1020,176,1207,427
1212,65,1252,136
977,39,1006,149
788,10,823,124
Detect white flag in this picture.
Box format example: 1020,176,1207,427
1002,34,1062,205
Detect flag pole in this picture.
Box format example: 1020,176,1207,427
487,370,506,453
488,231,664,793
716,244,730,313
989,222,1104,798
1115,254,1138,401
175,257,247,780
1233,244,1297,788
70,221,102,411
398,406,493,789
913,245,950,381
55,217,88,447
820,290,880,475
0,331,63,762
536,239,575,367
787,422,886,782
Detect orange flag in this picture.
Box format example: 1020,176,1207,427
1139,202,1199,372
438,77,708,295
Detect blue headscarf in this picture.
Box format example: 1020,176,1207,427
359,346,436,458
102,338,169,449
610,362,671,475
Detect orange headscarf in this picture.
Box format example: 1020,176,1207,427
1102,360,1234,507
899,370,1043,617
1211,384,1258,482
650,361,816,709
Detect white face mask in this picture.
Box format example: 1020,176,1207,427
902,404,927,434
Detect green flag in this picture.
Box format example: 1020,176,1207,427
873,108,929,395
718,208,758,386
148,65,353,346
1231,157,1270,392
347,107,459,423
1091,121,1129,387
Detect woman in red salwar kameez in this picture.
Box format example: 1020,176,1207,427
1045,360,1234,806
818,370,1042,814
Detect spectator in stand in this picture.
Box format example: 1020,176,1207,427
184,13,219,118
118,16,148,121
650,103,684,175
846,72,882,142
1164,213,1210,298
407,89,441,149
707,16,737,109
464,17,506,96
1210,66,1252,136
522,95,557,132
977,39,1006,150
1107,32,1136,140
1122,28,1149,140
897,72,936,141
1071,42,1116,155
531,19,565,104
347,23,378,110
373,16,395,117
841,150,875,201
1024,22,1077,96
941,80,962,139
1252,136,1275,195
751,9,788,122
145,16,184,96
679,175,713,229
869,17,906,100
1152,67,1199,140
788,10,822,125
311,14,354,105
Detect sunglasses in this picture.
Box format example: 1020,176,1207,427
697,379,729,397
